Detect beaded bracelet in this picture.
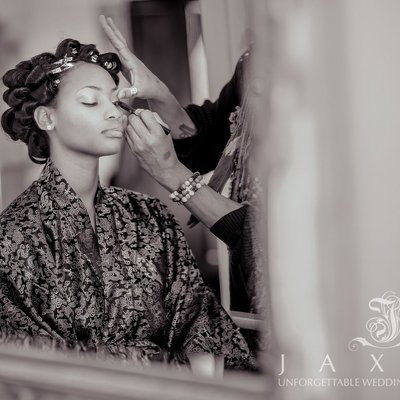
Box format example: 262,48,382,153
169,172,206,205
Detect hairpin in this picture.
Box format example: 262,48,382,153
49,55,74,75
103,60,118,71
89,50,98,63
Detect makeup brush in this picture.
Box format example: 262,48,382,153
117,101,171,135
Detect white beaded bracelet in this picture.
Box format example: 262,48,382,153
169,172,206,205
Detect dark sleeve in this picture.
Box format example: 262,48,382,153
210,206,248,248
173,54,246,174
211,204,259,315
153,200,257,370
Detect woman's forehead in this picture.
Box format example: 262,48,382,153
61,62,117,93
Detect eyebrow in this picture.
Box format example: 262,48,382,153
78,85,118,92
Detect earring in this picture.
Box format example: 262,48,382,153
46,125,52,130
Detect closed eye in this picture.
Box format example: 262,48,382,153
82,102,98,107
82,102,119,107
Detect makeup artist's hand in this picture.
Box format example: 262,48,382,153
99,15,169,101
126,110,183,185
126,111,242,230
100,15,197,140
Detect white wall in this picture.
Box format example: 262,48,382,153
254,1,400,399
343,1,400,397
200,0,250,100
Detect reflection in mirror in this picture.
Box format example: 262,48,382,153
0,0,282,399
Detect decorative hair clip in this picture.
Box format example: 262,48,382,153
103,60,117,71
48,48,115,89
49,55,74,75
89,50,98,63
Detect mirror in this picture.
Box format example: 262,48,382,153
3,0,399,399
0,1,273,397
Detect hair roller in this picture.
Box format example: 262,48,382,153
21,100,38,115
30,83,55,103
98,53,121,73
55,39,81,58
2,68,30,89
12,118,31,143
25,65,49,88
1,108,18,140
4,87,30,107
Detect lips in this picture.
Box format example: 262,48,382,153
102,126,124,138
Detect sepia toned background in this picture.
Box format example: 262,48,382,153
1,0,400,399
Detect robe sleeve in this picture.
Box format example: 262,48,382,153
152,200,257,370
0,234,60,347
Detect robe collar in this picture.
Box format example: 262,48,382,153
37,159,104,235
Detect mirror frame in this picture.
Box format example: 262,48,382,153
0,345,272,400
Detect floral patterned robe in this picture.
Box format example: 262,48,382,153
0,160,256,370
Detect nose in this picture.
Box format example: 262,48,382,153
105,101,123,120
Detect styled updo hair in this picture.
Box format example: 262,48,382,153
1,38,122,164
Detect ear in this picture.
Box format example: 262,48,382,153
33,106,55,131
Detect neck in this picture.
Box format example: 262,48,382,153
50,150,99,208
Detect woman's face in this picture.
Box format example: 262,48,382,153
49,62,125,158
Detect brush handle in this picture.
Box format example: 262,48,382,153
117,101,171,135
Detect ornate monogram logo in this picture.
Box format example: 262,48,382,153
349,291,400,351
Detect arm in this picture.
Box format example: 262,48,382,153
125,110,242,228
155,161,242,229
210,205,248,247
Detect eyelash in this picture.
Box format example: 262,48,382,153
82,101,119,107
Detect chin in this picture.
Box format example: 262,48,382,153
94,143,123,158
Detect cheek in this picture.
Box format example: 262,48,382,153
57,108,100,140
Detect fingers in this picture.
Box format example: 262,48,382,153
121,114,128,130
145,110,170,133
125,119,145,155
136,110,165,135
117,86,139,100
126,109,166,145
99,15,127,49
99,15,136,79
106,17,128,46
99,16,124,50
125,124,140,151
152,112,170,130
127,114,149,138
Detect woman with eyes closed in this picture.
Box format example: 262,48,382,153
0,39,257,375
